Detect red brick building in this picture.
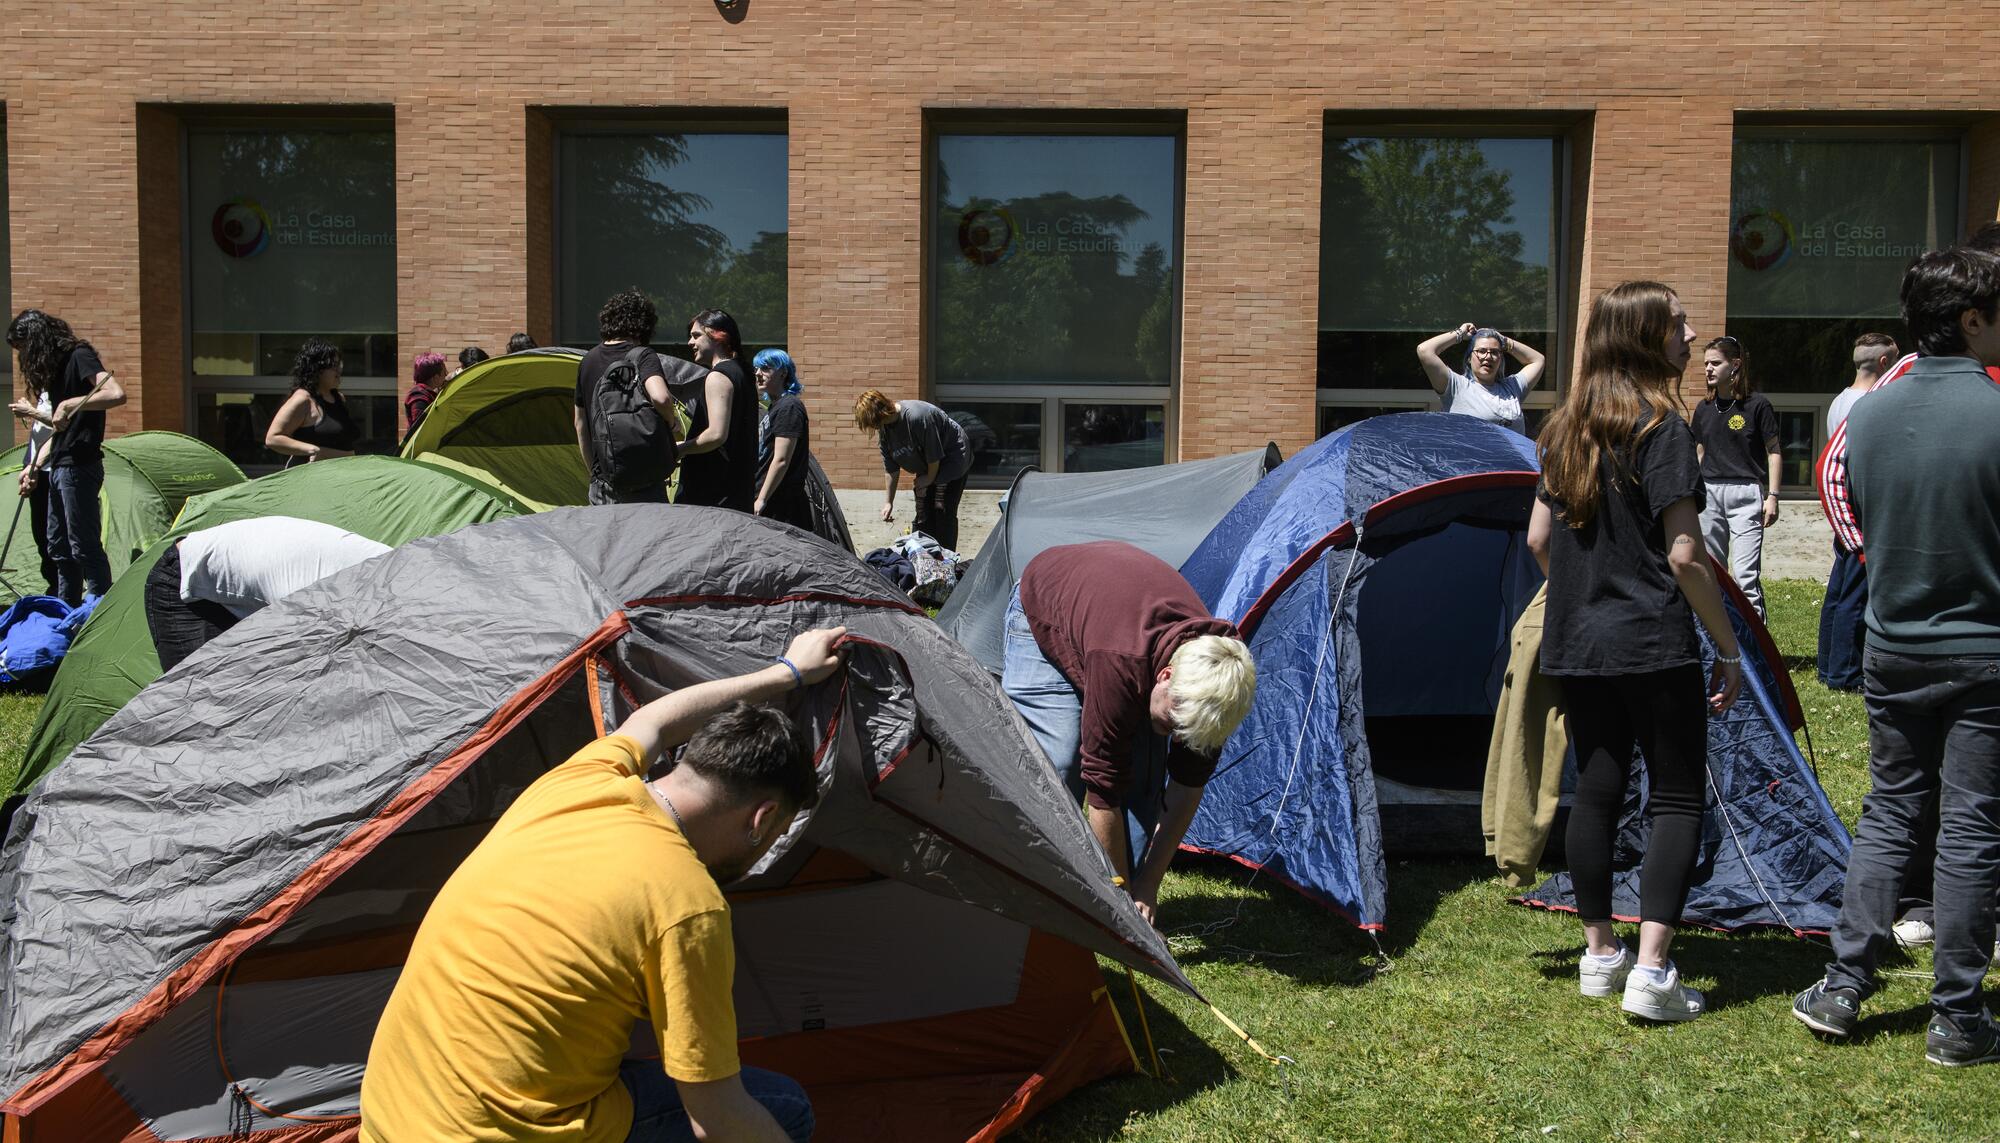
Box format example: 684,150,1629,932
2,2,1996,490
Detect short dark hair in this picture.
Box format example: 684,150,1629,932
291,337,343,391
506,331,538,353
599,289,658,344
1900,247,2000,358
1968,220,2000,256
458,345,490,369
680,701,818,811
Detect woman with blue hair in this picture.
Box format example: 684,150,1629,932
1416,322,1547,434
751,348,814,531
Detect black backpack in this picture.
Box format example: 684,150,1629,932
587,345,677,493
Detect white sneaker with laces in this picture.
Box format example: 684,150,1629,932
1621,963,1705,1022
1894,918,1935,948
1580,945,1635,998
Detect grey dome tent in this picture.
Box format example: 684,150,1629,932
0,507,1190,1142
937,445,1280,674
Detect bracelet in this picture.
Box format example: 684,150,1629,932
1715,652,1742,666
774,656,804,691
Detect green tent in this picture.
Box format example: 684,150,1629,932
0,431,245,601
401,348,599,509
8,455,530,798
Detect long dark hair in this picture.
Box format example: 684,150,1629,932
1538,281,1685,530
691,308,750,371
4,310,91,397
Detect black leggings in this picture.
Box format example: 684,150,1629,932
913,472,968,552
145,545,240,671
1560,665,1708,926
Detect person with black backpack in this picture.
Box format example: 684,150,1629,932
574,288,679,504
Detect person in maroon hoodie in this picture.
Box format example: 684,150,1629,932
1002,541,1257,924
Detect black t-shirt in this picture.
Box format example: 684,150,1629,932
677,359,759,511
756,394,812,509
46,344,108,467
1538,413,1705,676
573,341,670,480
1691,393,1780,491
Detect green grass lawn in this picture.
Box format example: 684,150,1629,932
5,581,1996,1140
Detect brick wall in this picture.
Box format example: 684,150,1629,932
0,2,1996,481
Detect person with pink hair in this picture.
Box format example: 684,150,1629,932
404,352,448,442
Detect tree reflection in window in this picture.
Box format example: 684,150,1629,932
558,132,786,350
932,135,1178,387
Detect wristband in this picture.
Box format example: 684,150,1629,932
775,655,804,691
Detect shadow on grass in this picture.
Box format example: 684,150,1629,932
1526,922,1913,1016
1154,855,1492,986
1014,970,1235,1141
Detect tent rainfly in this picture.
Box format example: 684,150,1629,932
1178,413,1847,934
0,506,1192,1142
0,431,245,603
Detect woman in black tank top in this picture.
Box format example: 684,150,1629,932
267,338,360,464
677,308,759,511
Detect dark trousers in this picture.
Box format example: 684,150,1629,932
913,471,968,551
46,459,111,602
1559,665,1708,925
1826,648,2000,1019
1818,542,1868,691
26,477,56,596
618,1061,813,1143
588,480,670,506
144,546,240,670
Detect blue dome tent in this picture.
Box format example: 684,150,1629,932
1177,413,1847,935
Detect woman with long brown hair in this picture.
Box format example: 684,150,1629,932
1526,281,1744,1022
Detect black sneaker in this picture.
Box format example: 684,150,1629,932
1926,1011,2000,1068
1792,980,1862,1038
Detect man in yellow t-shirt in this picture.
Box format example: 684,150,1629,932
361,627,847,1142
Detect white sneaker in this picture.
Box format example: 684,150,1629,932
1580,945,1635,997
1894,919,1935,948
1622,963,1705,1022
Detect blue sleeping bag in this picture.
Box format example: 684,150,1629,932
0,596,97,685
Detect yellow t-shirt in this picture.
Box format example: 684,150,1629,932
360,735,740,1142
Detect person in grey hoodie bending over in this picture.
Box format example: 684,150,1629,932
853,388,972,550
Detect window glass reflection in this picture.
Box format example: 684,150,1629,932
944,401,1041,484
1062,403,1165,472
195,390,398,470
1318,404,1430,438
1319,136,1560,392
558,132,787,348
933,134,1178,387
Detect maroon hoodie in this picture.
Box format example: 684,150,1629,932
1018,541,1238,809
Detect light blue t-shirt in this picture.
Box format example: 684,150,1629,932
1443,371,1527,435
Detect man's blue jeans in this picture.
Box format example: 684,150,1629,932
999,587,1164,868
45,459,111,602
1818,541,1867,691
620,1061,814,1142
1825,647,2000,1021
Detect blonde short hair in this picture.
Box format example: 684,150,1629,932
1167,634,1257,756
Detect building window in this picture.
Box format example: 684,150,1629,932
555,123,787,356
930,126,1181,484
1726,127,1962,489
1318,130,1568,430
185,122,398,469
0,113,10,448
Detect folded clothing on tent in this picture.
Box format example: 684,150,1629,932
863,532,967,606
0,596,97,685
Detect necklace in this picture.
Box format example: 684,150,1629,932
656,786,687,833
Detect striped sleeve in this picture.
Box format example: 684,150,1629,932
1819,352,1919,558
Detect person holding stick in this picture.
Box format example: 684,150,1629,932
4,310,125,605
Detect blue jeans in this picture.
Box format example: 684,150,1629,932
46,460,110,602
1818,541,1867,691
620,1061,813,1142
1825,648,2000,1020
999,587,1163,867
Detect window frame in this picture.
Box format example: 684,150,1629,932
1726,121,1969,494
549,111,788,355
924,113,1187,486
1315,118,1580,434
179,112,399,471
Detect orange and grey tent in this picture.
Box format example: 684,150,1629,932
0,506,1191,1142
